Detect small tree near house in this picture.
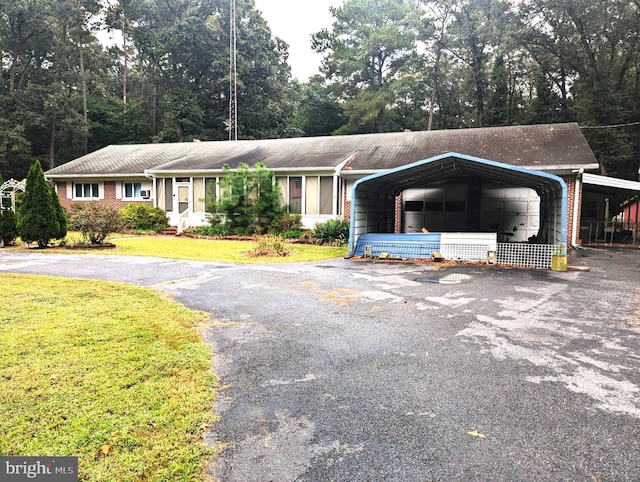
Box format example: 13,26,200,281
0,173,19,246
17,160,66,248
209,162,284,235
0,209,18,246
68,203,124,245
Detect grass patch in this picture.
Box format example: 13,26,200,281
55,235,348,263
0,274,217,481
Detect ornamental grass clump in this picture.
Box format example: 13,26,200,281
248,234,290,257
313,219,350,246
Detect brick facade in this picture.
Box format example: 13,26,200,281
562,175,583,247
55,181,153,211
342,186,403,233
395,194,402,233
55,182,72,210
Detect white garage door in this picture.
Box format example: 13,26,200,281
480,186,540,242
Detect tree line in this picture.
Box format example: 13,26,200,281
1,0,639,182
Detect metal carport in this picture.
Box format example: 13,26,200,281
347,153,568,263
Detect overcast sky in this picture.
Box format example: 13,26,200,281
99,1,343,81
254,0,343,81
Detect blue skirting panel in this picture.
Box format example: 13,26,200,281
354,233,442,259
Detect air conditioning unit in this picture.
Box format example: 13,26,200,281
140,190,151,198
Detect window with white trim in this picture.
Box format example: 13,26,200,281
74,183,99,199
123,182,142,199
275,175,335,215
289,177,302,214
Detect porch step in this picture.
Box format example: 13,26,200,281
160,226,179,236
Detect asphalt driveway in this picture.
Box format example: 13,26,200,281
1,248,639,481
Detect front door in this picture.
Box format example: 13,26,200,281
173,181,191,214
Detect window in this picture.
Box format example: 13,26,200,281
405,201,423,212
289,177,302,214
74,183,99,199
205,178,217,210
319,176,333,214
276,176,334,215
305,177,319,214
193,178,205,213
277,177,287,208
164,179,173,211
425,201,444,211
124,182,142,198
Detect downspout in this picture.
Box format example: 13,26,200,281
572,169,586,250
144,170,157,209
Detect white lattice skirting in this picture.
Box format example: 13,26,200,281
496,243,555,269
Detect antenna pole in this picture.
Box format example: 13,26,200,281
229,0,238,140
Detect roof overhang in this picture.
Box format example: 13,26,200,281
581,173,640,191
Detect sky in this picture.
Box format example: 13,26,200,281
98,1,343,82
253,0,344,81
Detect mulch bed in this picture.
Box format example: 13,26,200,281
62,243,116,250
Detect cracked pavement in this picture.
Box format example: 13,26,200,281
1,248,639,480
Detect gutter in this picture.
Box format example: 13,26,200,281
45,173,147,179
143,167,341,176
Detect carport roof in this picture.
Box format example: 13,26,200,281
354,152,567,196
44,122,597,178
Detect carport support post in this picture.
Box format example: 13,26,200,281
559,183,568,254
348,184,357,257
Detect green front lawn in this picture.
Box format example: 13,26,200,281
64,234,348,263
0,234,346,480
0,274,218,481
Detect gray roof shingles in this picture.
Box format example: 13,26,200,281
45,123,597,178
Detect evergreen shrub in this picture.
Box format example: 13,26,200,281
68,203,125,244
120,203,169,232
0,210,18,245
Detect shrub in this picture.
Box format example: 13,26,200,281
270,213,302,233
212,162,284,235
281,229,302,239
188,225,230,237
248,234,290,257
0,210,18,245
313,219,350,246
68,203,125,244
120,203,169,232
299,230,315,244
17,160,60,247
